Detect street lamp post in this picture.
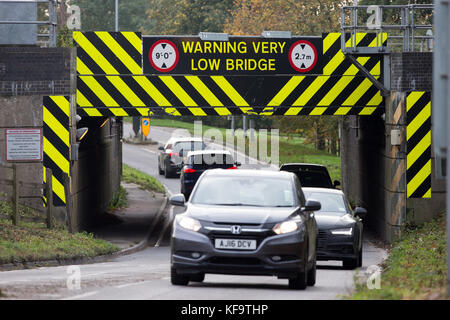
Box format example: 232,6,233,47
115,0,118,32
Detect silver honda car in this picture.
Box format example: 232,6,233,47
169,169,320,290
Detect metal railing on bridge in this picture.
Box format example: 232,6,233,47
0,0,57,47
341,4,434,53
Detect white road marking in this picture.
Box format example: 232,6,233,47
61,291,99,300
144,149,158,155
115,280,154,289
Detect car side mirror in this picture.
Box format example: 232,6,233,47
178,150,184,157
170,194,186,207
354,207,367,219
333,180,341,188
235,161,241,167
304,199,321,212
158,146,164,151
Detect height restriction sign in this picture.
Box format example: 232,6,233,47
142,36,323,75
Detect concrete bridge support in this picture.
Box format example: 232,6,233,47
341,52,445,242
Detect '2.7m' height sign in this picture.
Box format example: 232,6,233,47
143,36,323,75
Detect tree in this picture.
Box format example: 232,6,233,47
224,0,346,152
142,0,235,35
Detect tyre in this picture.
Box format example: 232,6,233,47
190,273,205,282
289,251,307,290
171,267,189,286
343,257,359,270
164,166,171,178
307,257,316,286
358,247,363,268
158,161,164,175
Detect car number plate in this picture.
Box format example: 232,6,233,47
214,239,257,250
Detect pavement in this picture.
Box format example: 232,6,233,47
88,182,167,250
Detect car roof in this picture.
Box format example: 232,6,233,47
302,187,344,195
167,136,204,143
187,149,231,157
280,163,327,169
203,168,294,179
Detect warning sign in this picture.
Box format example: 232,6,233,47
6,128,42,161
288,40,318,72
149,40,179,72
143,36,323,75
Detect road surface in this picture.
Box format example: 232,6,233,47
0,124,387,300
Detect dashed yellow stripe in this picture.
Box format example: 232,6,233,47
96,32,142,74
211,76,249,107
76,89,93,107
50,96,69,117
43,107,69,147
406,91,425,112
132,76,171,107
121,32,142,53
293,76,328,106
79,76,119,106
186,76,223,106
284,107,303,115
407,131,431,170
77,57,93,75
406,102,431,140
407,159,431,198
160,76,197,107
106,76,145,106
43,137,69,174
268,76,304,107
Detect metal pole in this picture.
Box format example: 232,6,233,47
115,0,119,32
231,116,235,137
243,115,247,138
45,167,54,229
12,164,19,225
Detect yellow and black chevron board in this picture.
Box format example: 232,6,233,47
43,96,70,206
73,31,142,75
406,91,431,198
74,31,386,117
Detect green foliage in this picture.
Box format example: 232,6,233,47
0,204,119,264
108,186,128,210
143,0,235,35
350,213,447,300
122,164,165,194
70,0,150,31
57,25,74,47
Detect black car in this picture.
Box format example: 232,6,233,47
170,169,320,290
279,163,340,189
303,187,366,269
158,137,206,178
180,149,241,200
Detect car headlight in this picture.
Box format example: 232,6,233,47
331,227,353,236
273,220,298,235
178,216,201,232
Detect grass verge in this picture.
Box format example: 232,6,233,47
122,164,166,195
350,213,447,300
0,201,119,265
108,186,128,211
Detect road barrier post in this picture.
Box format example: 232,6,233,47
45,167,54,229
12,164,19,226
63,173,74,233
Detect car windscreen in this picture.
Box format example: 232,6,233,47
293,171,332,188
303,191,349,216
188,154,234,168
173,141,206,153
191,176,296,207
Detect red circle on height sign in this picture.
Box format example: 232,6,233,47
288,40,318,73
149,39,179,73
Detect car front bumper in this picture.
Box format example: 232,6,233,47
317,231,357,261
171,225,308,278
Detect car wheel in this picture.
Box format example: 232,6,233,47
289,251,307,290
170,267,189,286
164,166,171,178
190,273,205,282
358,247,363,268
307,256,316,286
343,257,359,270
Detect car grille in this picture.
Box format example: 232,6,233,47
317,230,328,250
207,257,261,266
